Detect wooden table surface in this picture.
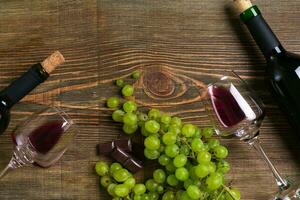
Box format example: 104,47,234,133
1,0,300,199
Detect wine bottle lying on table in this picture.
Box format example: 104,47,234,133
0,51,65,134
234,0,300,133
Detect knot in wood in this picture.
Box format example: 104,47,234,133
143,71,175,98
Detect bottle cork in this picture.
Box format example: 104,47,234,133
41,51,65,74
233,0,253,13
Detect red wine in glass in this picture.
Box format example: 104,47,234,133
208,85,246,128
0,106,77,179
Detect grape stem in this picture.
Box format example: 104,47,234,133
179,138,196,159
221,184,239,200
216,187,225,200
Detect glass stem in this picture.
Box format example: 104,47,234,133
0,164,12,180
247,135,289,191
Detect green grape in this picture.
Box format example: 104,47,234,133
115,79,124,87
124,177,136,188
185,161,193,171
160,123,169,132
158,154,171,166
195,164,210,178
149,192,159,200
138,112,148,122
100,175,112,188
123,124,138,134
141,194,150,200
157,185,164,194
107,97,120,108
162,132,177,145
144,135,161,150
167,174,179,186
226,188,241,200
112,110,125,122
144,148,160,160
193,179,202,187
197,151,211,164
206,172,223,190
113,169,130,182
179,144,190,156
170,117,182,127
145,120,160,134
191,138,204,153
114,184,130,197
213,145,228,159
134,184,146,195
181,192,192,200
187,185,202,199
141,124,150,137
158,145,165,153
203,144,210,152
132,71,141,79
202,127,214,139
184,179,193,190
176,190,184,200
188,166,198,181
161,114,171,125
175,167,189,181
207,161,217,173
145,179,158,192
162,191,175,200
95,161,109,176
107,183,117,196
168,125,181,135
165,162,176,173
207,139,220,149
123,113,138,125
194,127,201,138
165,144,179,158
173,154,187,168
148,108,161,120
134,195,142,200
110,162,122,174
217,160,230,174
123,101,137,113
181,124,196,137
122,84,134,97
153,169,166,184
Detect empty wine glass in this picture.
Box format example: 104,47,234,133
0,106,78,179
204,71,300,199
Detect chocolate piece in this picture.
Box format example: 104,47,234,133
114,137,132,152
132,142,145,161
97,137,132,156
98,142,115,155
124,157,143,173
111,147,131,163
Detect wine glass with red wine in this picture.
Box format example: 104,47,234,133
204,71,300,199
0,106,77,179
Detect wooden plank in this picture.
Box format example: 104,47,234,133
0,0,299,199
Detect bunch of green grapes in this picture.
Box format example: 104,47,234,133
97,72,240,200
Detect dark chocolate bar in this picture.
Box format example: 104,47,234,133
124,157,143,173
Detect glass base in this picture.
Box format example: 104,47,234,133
275,184,300,200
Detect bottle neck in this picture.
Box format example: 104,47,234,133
0,64,49,109
240,5,285,58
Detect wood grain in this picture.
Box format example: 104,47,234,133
0,0,300,199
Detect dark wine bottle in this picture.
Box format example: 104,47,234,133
234,0,300,133
0,51,65,135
